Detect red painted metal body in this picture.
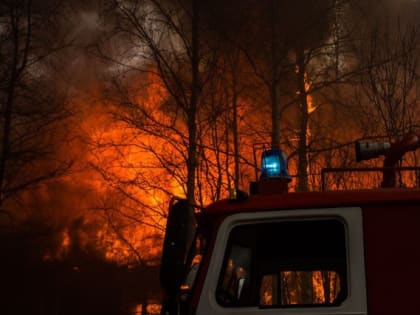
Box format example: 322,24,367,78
191,188,420,315
160,135,420,315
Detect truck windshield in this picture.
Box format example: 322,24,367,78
216,219,347,307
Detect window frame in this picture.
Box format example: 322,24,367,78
217,217,348,307
196,207,367,315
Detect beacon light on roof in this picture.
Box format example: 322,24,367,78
260,148,291,181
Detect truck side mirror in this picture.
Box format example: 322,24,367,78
160,198,196,296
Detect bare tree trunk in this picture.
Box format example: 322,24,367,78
231,57,240,191
298,271,313,304
141,299,147,315
270,0,281,149
232,96,240,190
296,47,309,192
186,0,200,205
322,271,331,304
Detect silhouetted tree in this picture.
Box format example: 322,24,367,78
0,0,72,219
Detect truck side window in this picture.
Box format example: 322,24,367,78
216,219,347,307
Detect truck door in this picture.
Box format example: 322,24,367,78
196,207,367,315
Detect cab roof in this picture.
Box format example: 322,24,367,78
203,188,420,218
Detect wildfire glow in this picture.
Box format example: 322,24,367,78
260,271,341,306
131,303,161,315
39,57,419,270
61,73,184,265
305,73,317,114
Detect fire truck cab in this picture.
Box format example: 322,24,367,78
160,134,420,315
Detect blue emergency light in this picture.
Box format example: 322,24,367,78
260,148,291,181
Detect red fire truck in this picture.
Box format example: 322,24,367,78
160,133,420,315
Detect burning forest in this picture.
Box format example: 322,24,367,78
1,0,420,314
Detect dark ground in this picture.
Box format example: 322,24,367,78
1,261,161,315
0,226,161,315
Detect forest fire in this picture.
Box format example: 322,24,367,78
1,0,420,314
4,47,420,270
260,271,340,305
53,96,175,266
